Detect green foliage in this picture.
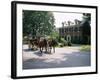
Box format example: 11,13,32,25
58,43,64,47
80,45,91,51
60,38,67,46
67,42,72,46
80,13,91,44
23,10,55,38
50,31,59,40
83,13,91,22
57,38,72,47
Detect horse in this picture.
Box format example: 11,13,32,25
28,37,40,50
29,37,48,53
47,38,57,53
28,37,57,53
28,39,34,49
37,38,48,53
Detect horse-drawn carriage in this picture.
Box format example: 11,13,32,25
28,36,57,53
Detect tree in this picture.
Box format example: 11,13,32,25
81,13,91,44
50,31,59,40
23,10,55,38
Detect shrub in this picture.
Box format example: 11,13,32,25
80,45,91,51
67,41,72,46
58,43,64,47
60,38,67,46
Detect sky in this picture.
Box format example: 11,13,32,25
53,12,83,28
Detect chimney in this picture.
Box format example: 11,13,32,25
68,21,71,26
74,19,78,25
62,22,64,27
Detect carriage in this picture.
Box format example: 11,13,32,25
28,35,57,53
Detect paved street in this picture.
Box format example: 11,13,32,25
23,44,90,69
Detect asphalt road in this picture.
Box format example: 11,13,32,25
23,44,90,69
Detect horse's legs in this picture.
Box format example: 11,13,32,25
32,43,34,49
28,41,31,49
42,47,43,51
53,47,55,53
40,47,42,53
45,46,48,53
47,46,49,52
28,44,31,49
50,47,52,53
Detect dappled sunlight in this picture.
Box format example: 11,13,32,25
23,44,90,69
23,46,85,62
44,58,68,64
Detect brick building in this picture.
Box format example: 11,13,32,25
58,19,90,44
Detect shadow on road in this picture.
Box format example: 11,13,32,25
23,48,36,52
23,51,91,69
33,51,43,57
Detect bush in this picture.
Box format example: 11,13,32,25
67,41,72,46
60,38,67,46
80,45,91,51
58,43,64,47
58,38,73,47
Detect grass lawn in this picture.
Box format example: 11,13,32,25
80,45,91,51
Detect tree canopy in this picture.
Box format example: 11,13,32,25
81,13,91,36
23,10,55,38
80,13,91,44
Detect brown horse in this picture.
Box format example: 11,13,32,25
28,38,39,50
47,39,57,53
29,37,57,53
38,38,48,53
29,37,48,53
28,39,34,49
